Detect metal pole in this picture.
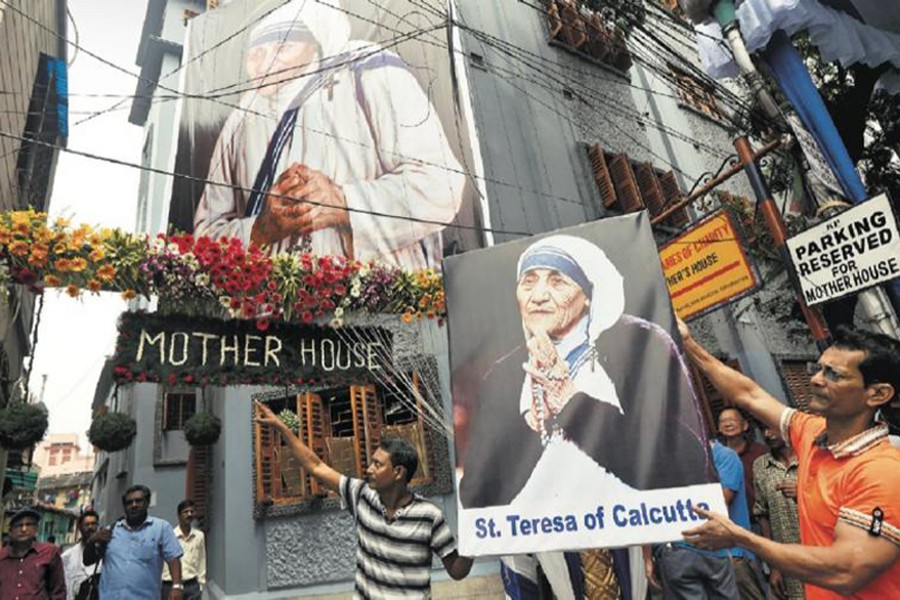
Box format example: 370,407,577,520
734,136,831,350
651,137,783,226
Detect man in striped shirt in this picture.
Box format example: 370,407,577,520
255,401,473,598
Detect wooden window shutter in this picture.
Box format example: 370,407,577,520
781,360,813,413
255,418,276,504
546,1,564,41
559,0,586,49
635,163,666,218
382,373,434,486
588,145,617,208
299,392,328,496
608,154,644,213
690,359,742,435
658,170,689,227
186,445,210,529
350,385,383,477
584,14,613,64
410,372,432,484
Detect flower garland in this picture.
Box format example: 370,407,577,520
0,210,446,328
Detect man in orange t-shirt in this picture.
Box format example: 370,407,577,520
678,322,900,599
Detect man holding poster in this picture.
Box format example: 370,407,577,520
680,321,900,599
445,215,727,556
193,0,465,269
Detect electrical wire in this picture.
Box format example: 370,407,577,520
2,0,775,246
0,126,751,250
65,4,79,67
3,0,746,171
0,128,535,237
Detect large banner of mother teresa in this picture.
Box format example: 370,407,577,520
166,0,485,268
445,213,727,555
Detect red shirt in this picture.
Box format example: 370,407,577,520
784,409,900,600
0,541,65,600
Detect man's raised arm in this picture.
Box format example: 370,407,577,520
677,319,786,433
254,400,342,492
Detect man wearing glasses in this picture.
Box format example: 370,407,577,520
678,322,900,599
0,507,66,599
83,485,184,600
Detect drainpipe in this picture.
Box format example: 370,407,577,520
712,0,782,123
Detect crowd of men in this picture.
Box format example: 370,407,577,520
0,490,205,600
2,320,899,599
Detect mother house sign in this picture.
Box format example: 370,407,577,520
112,312,392,387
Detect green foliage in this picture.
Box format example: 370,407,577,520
793,34,900,202
182,410,222,446
277,409,300,435
0,402,48,449
88,412,137,453
583,0,646,35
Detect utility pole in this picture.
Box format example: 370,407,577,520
733,136,831,350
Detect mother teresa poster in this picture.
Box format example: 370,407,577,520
166,0,486,268
444,213,727,556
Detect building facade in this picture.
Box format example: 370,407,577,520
32,433,95,478
89,1,820,598
0,0,68,537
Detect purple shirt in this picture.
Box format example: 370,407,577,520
0,542,66,600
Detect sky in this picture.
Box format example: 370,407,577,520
29,0,149,447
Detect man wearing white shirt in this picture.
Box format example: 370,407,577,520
162,500,206,600
61,510,101,600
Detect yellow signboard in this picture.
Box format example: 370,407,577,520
659,210,759,320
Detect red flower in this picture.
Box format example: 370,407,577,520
224,279,240,295
256,318,270,332
136,373,148,382
301,311,314,324
167,373,178,386
11,267,38,285
184,374,195,383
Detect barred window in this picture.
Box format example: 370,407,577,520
543,0,633,71
163,392,197,431
669,65,728,125
255,373,436,508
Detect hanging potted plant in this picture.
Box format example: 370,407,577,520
87,412,137,452
182,411,222,446
0,402,49,450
